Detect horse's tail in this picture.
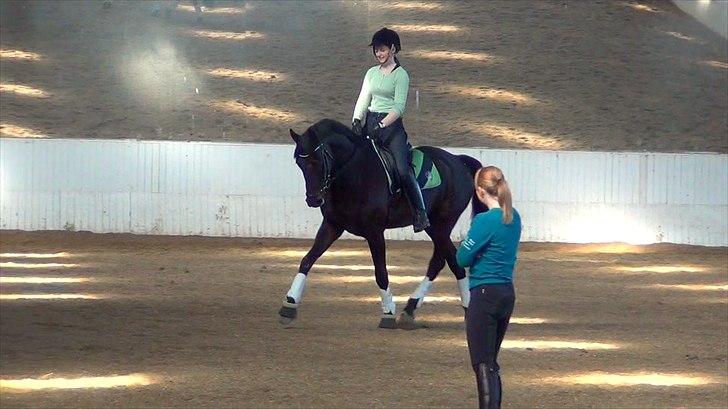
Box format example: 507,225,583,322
458,155,488,219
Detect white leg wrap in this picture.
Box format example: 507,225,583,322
379,287,396,314
286,273,307,304
458,277,470,308
412,277,434,308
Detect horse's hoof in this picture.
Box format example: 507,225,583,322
279,301,298,327
279,304,297,317
279,315,295,327
378,313,397,329
397,311,417,330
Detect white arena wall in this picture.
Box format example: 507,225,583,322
672,0,728,39
0,138,726,246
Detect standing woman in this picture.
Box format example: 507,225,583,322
351,27,430,232
456,166,522,409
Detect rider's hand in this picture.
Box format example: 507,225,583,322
352,119,363,137
372,121,385,140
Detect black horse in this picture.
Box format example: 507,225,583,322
279,119,486,329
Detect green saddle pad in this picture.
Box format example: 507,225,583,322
411,148,442,190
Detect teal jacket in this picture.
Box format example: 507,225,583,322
456,208,522,288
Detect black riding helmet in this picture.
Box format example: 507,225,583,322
369,27,401,54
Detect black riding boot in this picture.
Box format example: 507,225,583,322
475,363,502,409
402,172,430,232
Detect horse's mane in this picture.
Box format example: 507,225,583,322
309,119,361,146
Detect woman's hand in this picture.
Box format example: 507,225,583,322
371,121,385,140
352,119,363,137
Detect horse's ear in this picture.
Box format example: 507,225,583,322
289,129,300,144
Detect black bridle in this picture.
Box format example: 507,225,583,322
296,139,357,201
296,141,335,199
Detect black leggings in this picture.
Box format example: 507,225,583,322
365,111,410,184
466,283,515,369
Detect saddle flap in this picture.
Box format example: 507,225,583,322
369,140,398,194
411,148,441,190
371,142,442,194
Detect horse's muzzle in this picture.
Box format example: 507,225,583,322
306,194,325,208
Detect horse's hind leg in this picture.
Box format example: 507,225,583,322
443,238,470,313
279,220,343,325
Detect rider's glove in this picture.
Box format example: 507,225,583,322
371,121,385,140
352,119,363,137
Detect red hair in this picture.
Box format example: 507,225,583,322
475,166,513,224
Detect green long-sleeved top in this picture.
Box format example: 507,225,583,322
352,65,410,122
456,208,522,288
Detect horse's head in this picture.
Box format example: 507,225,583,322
290,128,333,208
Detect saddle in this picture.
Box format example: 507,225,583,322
368,139,441,195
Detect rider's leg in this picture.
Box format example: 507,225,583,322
366,111,429,232
387,126,430,232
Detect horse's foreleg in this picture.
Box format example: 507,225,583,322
279,221,343,325
366,232,397,329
